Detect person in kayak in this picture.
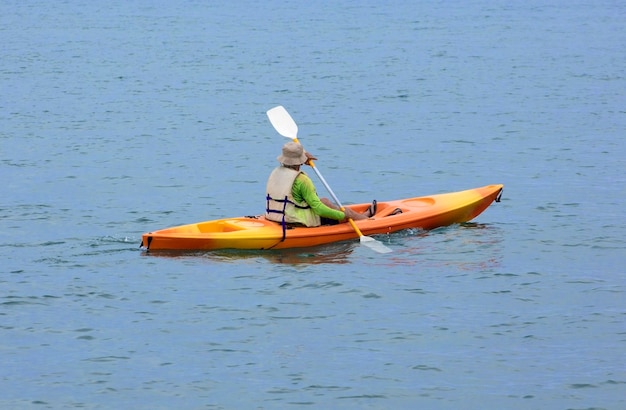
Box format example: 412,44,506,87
266,141,374,227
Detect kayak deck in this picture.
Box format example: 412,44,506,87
141,184,503,251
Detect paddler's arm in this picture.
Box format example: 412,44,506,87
293,174,345,220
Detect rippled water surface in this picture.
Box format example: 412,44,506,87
2,1,625,408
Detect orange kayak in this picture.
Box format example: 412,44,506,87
140,184,503,251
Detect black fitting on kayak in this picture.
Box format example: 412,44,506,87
142,236,152,250
495,189,503,203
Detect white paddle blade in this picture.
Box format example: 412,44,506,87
267,106,298,140
360,235,393,254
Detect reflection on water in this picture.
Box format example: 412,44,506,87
142,241,355,264
380,223,504,272
141,223,503,269
459,222,493,230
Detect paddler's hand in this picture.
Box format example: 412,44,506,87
304,152,317,166
343,207,369,221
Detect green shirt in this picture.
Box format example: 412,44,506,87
292,173,345,221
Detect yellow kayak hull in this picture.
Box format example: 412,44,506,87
141,184,503,251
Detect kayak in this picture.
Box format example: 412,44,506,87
140,184,503,251
141,184,503,251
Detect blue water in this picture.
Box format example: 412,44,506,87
2,1,625,408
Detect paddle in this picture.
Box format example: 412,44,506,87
266,105,392,254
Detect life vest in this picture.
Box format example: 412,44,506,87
266,166,321,228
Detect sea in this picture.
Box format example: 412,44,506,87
2,1,625,409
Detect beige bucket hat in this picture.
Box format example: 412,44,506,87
277,141,307,165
